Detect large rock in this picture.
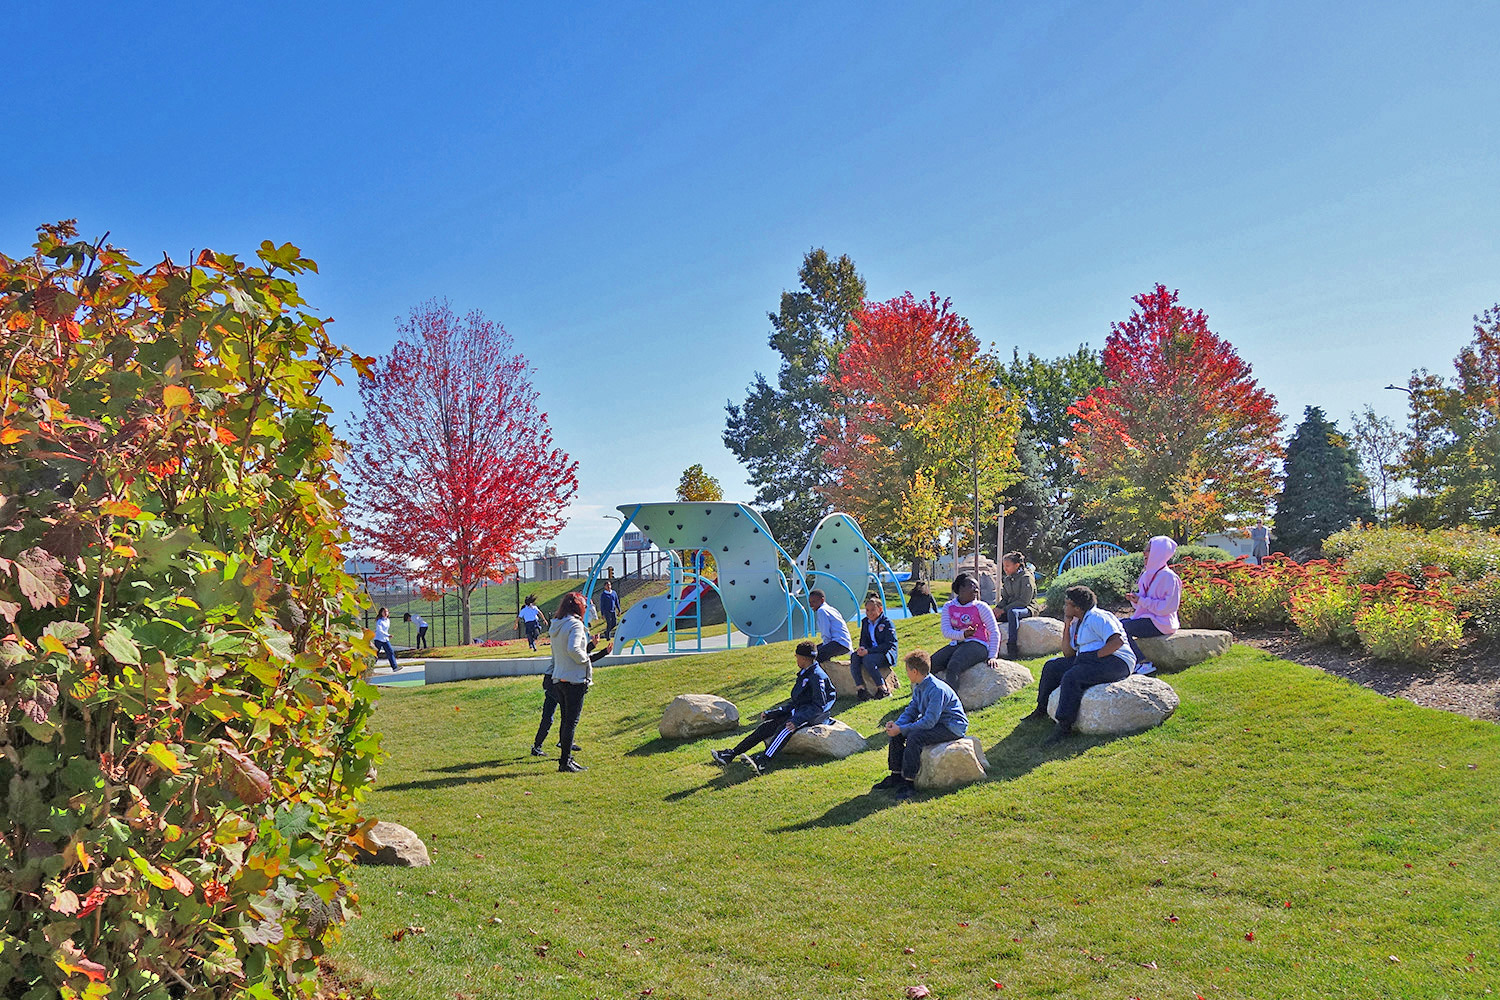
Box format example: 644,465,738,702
1133,629,1233,672
1016,616,1066,657
659,694,740,739
826,659,896,699
354,821,431,867
940,659,1033,711
1046,675,1179,735
781,719,867,759
913,736,989,790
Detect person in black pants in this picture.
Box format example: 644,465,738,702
709,642,836,773
1024,585,1135,745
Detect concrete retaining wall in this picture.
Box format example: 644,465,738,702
424,651,701,685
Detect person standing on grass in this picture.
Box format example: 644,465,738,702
547,591,609,773
1121,536,1181,675
999,551,1040,660
709,641,836,773
516,594,548,651
850,595,898,700
372,607,400,671
598,580,622,639
874,650,968,800
1250,521,1271,565
1025,585,1134,745
931,573,999,693
403,611,429,649
807,589,852,666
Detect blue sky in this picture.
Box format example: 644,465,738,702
6,2,1497,555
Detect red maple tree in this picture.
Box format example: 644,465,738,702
348,300,578,642
1067,284,1283,543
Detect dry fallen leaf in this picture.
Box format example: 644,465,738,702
1140,961,1158,969
1245,931,1255,942
903,947,916,954
906,987,931,999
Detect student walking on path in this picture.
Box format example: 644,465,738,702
372,607,400,671
403,611,429,649
517,594,548,650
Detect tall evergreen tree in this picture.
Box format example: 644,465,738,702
724,249,865,541
1273,406,1374,554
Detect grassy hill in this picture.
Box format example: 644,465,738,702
329,613,1498,999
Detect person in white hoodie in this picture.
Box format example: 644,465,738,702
548,592,608,773
931,573,1000,693
1122,536,1182,675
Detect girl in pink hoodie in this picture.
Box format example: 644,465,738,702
1122,536,1182,673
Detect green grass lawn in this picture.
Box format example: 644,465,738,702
330,615,1498,999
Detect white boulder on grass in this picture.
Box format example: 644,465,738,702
1046,675,1179,735
940,659,1033,711
659,694,740,739
353,821,431,867
781,719,867,759
1133,629,1233,672
1016,616,1066,657
913,736,989,790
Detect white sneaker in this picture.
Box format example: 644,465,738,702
1135,661,1156,675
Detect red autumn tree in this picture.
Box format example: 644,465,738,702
348,300,578,643
822,292,1019,559
1068,284,1283,544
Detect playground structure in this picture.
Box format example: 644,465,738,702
583,503,910,652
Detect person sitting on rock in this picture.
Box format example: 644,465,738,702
1122,536,1181,675
807,589,853,665
1024,585,1135,745
932,573,1000,693
850,595,898,700
999,550,1040,660
874,650,969,799
710,641,836,773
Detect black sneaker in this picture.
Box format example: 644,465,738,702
872,773,904,791
873,687,890,699
709,749,734,766
1041,725,1070,747
558,759,587,773
739,753,764,775
529,745,546,757
856,688,870,702
1020,708,1049,722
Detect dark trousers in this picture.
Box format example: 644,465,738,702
1037,652,1131,727
1122,617,1165,662
554,680,588,764
373,639,398,669
888,724,962,780
533,674,560,748
850,650,891,691
416,626,428,649
603,611,617,638
728,706,822,759
816,641,850,664
1004,608,1033,655
524,620,541,648
931,640,988,690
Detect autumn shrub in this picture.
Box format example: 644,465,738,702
0,224,379,998
1323,523,1500,584
1174,556,1312,630
1042,544,1227,616
1287,572,1360,647
1453,573,1500,640
1347,572,1464,664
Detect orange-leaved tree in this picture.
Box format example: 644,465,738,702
0,222,380,996
1068,284,1283,544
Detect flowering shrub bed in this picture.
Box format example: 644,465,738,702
1323,524,1500,584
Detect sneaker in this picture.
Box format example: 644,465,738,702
739,753,765,775
558,759,586,773
709,749,734,766
874,687,890,699
856,688,870,702
1041,725,1070,747
1134,661,1156,675
1020,708,1049,722
872,773,904,791
529,745,546,757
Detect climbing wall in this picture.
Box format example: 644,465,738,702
613,502,811,644
802,513,876,618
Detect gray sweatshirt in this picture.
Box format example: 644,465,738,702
549,615,593,685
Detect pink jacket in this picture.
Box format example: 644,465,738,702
1130,536,1181,634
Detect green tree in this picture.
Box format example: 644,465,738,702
1348,405,1406,523
724,249,865,541
895,469,950,578
1273,406,1375,554
1396,306,1500,528
676,463,724,502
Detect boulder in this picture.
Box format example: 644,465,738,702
913,736,989,790
826,659,896,699
1133,629,1233,672
940,659,1033,711
1046,675,1179,735
354,821,431,867
780,719,867,759
659,694,740,739
1016,616,1066,657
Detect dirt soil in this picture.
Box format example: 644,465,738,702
1238,629,1500,723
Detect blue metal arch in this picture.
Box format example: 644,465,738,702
1056,540,1128,576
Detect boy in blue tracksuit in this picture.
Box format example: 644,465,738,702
850,595,898,700
875,650,969,798
711,642,836,773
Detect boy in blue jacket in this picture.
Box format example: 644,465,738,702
711,642,836,773
875,650,969,798
850,595,898,700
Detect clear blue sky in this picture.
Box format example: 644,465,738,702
6,2,1496,555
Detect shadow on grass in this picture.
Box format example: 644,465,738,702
770,789,901,831
983,716,1130,781
427,756,534,773
663,762,760,800
378,771,526,793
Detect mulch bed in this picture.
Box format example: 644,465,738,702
1237,629,1500,723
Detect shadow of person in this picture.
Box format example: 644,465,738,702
770,789,902,832
663,763,759,801
427,756,531,773
983,715,1130,781
378,771,525,794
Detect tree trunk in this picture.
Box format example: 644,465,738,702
460,586,473,646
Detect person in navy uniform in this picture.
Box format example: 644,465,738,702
709,642,836,773
850,595,898,700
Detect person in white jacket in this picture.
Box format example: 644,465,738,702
548,592,608,773
931,573,1000,693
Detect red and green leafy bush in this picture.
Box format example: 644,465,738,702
1453,573,1500,639
1175,556,1303,630
1,223,379,998
1351,573,1464,663
1322,523,1500,584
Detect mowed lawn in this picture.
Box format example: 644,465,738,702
330,614,1499,999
